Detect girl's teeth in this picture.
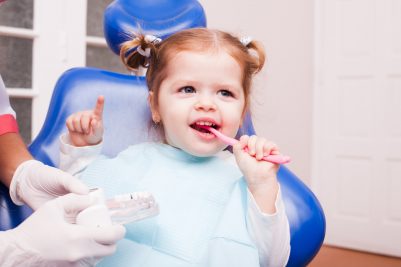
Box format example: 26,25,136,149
196,121,214,126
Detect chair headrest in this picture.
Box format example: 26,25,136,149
104,0,207,55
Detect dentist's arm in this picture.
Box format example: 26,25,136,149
0,131,31,187
0,74,30,187
0,131,90,210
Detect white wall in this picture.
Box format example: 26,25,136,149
199,0,314,184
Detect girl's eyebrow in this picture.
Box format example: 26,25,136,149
214,83,241,89
171,79,199,87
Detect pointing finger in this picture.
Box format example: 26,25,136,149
93,95,105,118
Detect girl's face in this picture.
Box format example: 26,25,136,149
150,50,245,157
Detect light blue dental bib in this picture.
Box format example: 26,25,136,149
81,143,260,267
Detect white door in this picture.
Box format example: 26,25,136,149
313,0,401,256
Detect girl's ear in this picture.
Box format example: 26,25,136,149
148,91,161,123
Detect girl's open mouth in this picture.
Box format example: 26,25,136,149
190,121,220,136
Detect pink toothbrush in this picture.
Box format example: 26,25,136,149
203,126,291,164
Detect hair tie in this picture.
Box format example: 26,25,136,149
240,36,252,47
144,34,162,44
135,34,162,58
137,46,151,57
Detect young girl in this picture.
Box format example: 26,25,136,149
60,28,290,267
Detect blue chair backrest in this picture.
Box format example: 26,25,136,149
0,184,32,230
0,1,325,266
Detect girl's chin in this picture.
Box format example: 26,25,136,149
183,144,226,157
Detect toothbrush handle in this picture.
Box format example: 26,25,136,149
262,154,291,164
243,147,291,164
204,126,291,164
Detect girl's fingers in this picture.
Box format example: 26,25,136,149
263,142,279,157
81,114,91,134
238,135,249,150
262,142,273,158
66,116,74,131
66,114,83,133
236,135,281,162
90,119,97,134
234,135,248,155
93,95,104,118
255,137,267,160
247,135,258,156
73,116,83,133
270,147,280,155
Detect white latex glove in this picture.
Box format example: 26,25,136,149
9,159,89,210
0,193,126,267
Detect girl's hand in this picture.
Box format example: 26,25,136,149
233,135,280,188
233,135,280,213
66,96,104,147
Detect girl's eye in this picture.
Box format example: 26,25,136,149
219,89,234,97
179,86,196,94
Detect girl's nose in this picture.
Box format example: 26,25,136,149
194,97,217,111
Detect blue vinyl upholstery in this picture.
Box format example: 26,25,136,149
0,1,325,266
0,184,32,230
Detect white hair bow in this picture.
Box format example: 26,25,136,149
240,36,252,47
136,34,162,58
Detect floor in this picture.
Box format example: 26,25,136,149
308,245,401,267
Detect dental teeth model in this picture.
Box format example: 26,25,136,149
107,191,159,225
76,188,159,226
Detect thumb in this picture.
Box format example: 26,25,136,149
58,170,90,195
57,193,93,214
91,119,104,138
90,225,126,245
233,135,248,156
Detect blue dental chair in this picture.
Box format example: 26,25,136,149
0,1,325,266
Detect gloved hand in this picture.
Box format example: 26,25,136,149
9,159,90,210
0,193,126,267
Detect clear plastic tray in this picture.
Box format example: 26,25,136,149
106,191,159,224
